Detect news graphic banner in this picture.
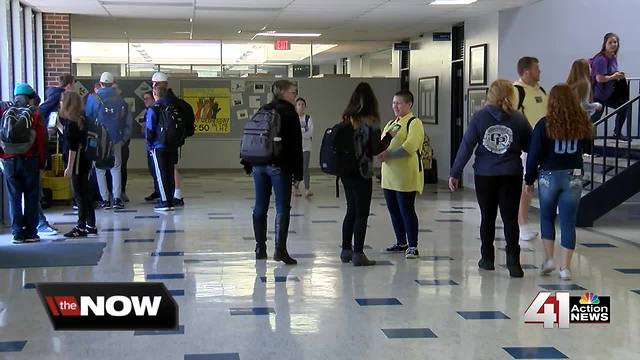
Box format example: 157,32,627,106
182,86,231,134
524,291,610,329
37,283,178,331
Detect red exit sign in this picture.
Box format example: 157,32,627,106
274,39,290,50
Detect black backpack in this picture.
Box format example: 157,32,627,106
175,98,195,138
85,119,114,169
515,84,546,113
319,122,358,177
154,104,186,148
0,102,36,155
240,108,282,165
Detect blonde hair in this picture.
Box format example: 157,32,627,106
566,59,591,103
59,91,84,130
487,79,516,113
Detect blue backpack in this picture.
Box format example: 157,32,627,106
94,93,127,143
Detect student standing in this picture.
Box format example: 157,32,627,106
449,80,532,278
60,92,97,237
525,84,593,281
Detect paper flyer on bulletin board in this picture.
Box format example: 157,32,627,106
182,88,231,134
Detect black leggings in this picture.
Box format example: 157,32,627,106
341,175,372,253
474,175,522,261
72,170,95,228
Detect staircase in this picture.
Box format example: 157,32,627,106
577,80,640,227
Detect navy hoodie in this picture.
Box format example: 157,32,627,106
40,86,65,122
145,89,179,151
450,105,532,178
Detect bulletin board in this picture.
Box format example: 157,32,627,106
179,79,274,139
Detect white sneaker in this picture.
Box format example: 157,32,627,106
293,188,302,197
519,230,538,241
559,267,572,281
540,259,555,276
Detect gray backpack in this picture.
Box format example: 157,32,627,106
240,108,282,165
0,102,36,154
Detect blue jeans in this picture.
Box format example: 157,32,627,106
252,165,292,219
383,189,418,247
538,170,583,250
2,157,41,238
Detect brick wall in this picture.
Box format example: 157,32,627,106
43,13,71,88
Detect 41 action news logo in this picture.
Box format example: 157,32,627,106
36,283,178,330
524,291,610,328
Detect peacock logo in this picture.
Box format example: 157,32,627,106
579,292,600,305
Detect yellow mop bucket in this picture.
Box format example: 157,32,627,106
42,135,72,200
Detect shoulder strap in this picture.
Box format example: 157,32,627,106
514,84,525,112
539,86,546,95
305,114,310,127
407,116,417,128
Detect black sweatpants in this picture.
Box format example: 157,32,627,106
121,140,130,194
341,175,373,253
474,175,522,261
72,169,95,228
151,148,175,206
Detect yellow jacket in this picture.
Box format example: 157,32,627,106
381,112,425,193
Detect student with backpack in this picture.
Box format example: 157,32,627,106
240,80,303,264
513,57,547,242
146,73,186,211
60,91,97,238
294,97,313,198
84,72,131,210
0,83,46,244
337,82,392,266
379,90,424,259
149,72,195,207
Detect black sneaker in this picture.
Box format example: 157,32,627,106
154,202,172,211
113,198,124,209
23,235,41,243
64,227,88,238
173,198,185,207
86,226,98,237
145,192,160,201
12,235,25,244
385,243,408,252
98,200,111,209
405,247,420,259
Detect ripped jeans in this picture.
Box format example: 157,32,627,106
538,169,583,249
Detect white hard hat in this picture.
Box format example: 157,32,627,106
99,72,114,84
152,72,169,82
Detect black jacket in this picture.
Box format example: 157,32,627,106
242,99,303,181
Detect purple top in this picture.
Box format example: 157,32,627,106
591,53,618,101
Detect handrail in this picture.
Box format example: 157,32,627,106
593,94,640,126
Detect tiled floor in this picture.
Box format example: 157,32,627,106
0,171,639,359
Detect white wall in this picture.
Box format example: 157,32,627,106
462,13,500,186
409,31,452,182
127,77,400,169
499,0,640,86
499,0,640,139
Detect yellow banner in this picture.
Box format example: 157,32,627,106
183,88,231,134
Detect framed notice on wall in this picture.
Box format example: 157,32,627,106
418,76,438,124
467,87,488,125
469,44,488,86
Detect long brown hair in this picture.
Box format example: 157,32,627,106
59,91,84,130
342,82,380,127
599,32,620,57
566,59,591,103
545,84,593,140
486,79,516,114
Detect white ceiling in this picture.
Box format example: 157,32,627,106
22,0,539,63
23,0,539,41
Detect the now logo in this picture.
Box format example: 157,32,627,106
37,283,178,331
45,295,162,317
